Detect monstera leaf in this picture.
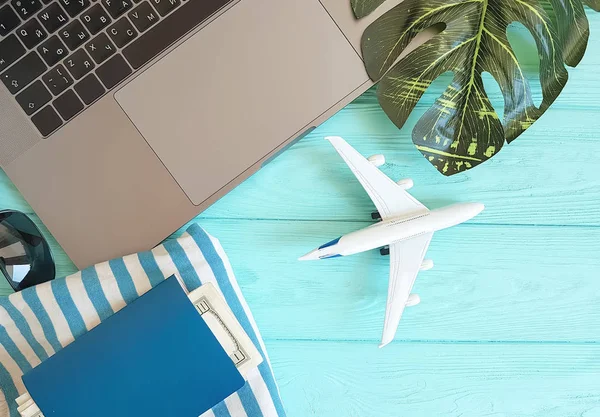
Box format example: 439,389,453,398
351,0,599,175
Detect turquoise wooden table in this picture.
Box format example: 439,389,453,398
2,17,600,417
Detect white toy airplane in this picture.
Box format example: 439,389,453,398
299,136,485,348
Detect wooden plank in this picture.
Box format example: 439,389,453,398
172,219,600,343
268,341,600,417
3,214,598,343
194,110,600,226
1,213,598,342
194,99,600,225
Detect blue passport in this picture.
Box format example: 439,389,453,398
22,276,245,417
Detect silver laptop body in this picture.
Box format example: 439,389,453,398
0,0,400,268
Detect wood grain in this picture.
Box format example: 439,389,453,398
268,341,600,417
198,111,600,225
187,219,600,343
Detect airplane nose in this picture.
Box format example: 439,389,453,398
463,202,485,219
473,202,485,214
298,249,320,261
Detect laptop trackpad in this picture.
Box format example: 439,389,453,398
115,0,367,205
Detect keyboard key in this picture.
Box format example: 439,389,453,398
84,32,113,63
74,72,103,104
0,5,20,35
11,0,41,19
1,52,46,93
59,19,88,49
0,34,25,72
37,35,68,65
31,105,62,135
42,63,72,95
149,0,178,17
124,0,227,69
53,88,83,120
37,3,68,33
58,0,88,17
101,0,131,18
16,79,51,114
127,1,157,32
16,18,46,48
63,47,93,79
106,17,135,47
80,3,109,34
96,53,130,88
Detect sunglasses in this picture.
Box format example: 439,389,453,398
0,210,55,292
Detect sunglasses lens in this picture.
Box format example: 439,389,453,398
0,212,54,291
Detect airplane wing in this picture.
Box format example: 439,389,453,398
380,232,433,348
326,136,428,219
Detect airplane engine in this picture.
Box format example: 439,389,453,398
420,259,433,271
367,154,385,167
406,294,421,307
396,178,414,190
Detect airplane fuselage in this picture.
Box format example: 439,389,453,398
299,202,484,260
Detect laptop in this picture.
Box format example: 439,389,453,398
0,0,402,268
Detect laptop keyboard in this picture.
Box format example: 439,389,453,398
0,0,231,136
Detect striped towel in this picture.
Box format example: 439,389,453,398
0,224,286,417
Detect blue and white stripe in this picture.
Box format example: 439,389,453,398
0,224,286,417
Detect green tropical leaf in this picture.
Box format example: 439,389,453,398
584,0,600,11
352,0,597,175
543,0,590,66
351,0,386,18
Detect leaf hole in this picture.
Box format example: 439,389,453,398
506,22,543,108
397,22,447,62
481,71,504,121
